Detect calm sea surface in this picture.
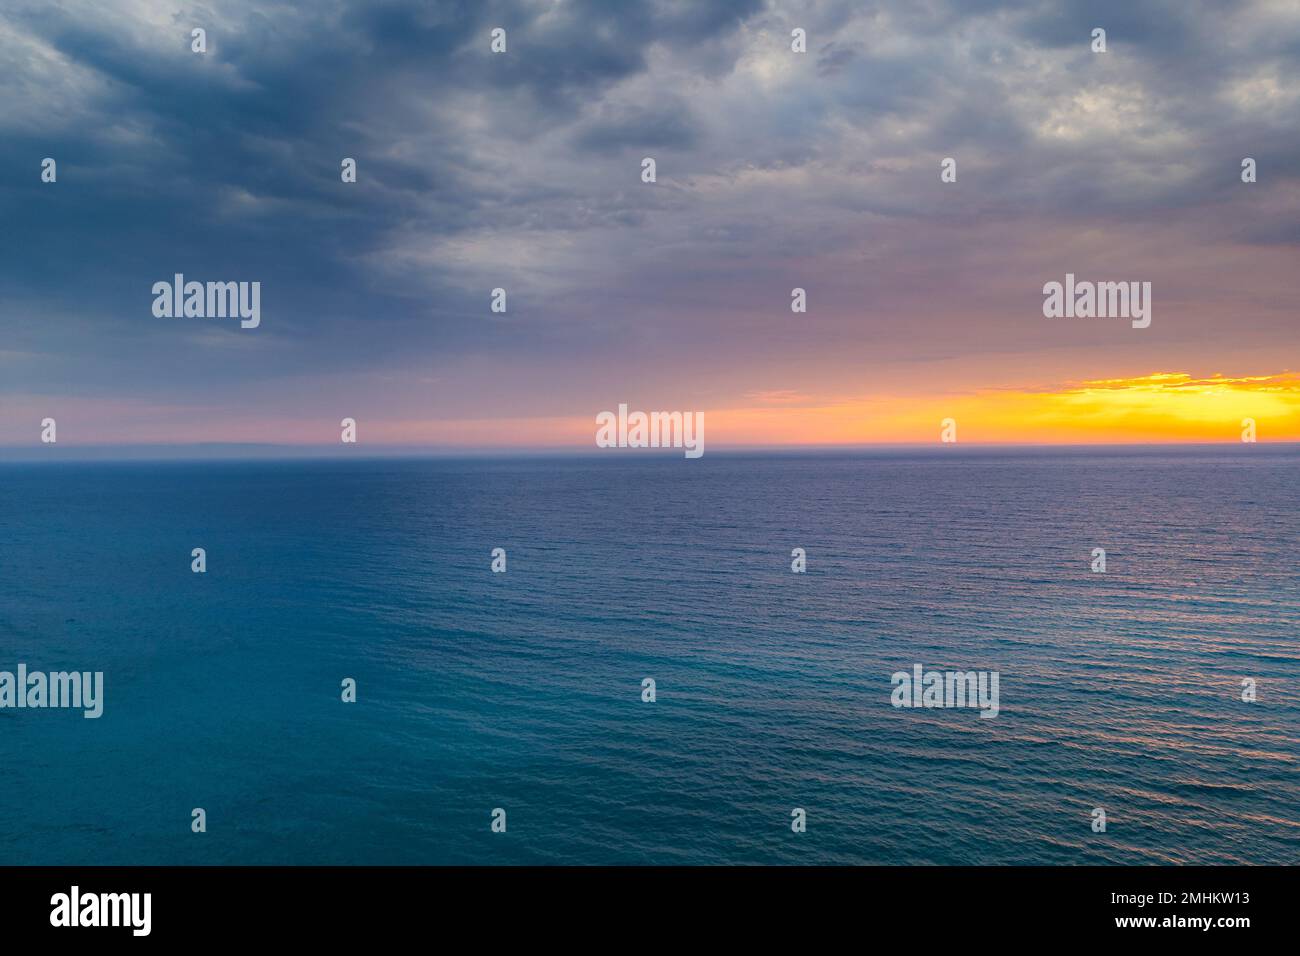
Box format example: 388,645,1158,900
1,448,1297,864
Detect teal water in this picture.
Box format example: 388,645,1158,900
1,448,1297,864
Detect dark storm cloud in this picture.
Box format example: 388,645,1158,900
0,0,1296,431
0,0,761,383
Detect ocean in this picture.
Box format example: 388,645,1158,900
1,447,1297,865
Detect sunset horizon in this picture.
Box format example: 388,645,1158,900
3,0,1296,925
8,370,1299,451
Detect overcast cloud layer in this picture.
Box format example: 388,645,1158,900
1,0,1297,445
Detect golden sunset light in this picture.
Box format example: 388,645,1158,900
699,372,1300,446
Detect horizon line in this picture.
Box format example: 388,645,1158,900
3,439,1297,464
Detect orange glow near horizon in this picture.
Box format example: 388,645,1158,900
352,371,1300,446
6,371,1299,448
699,372,1300,446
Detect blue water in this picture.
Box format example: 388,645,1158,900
1,448,1297,864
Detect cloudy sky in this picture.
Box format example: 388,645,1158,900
2,0,1298,449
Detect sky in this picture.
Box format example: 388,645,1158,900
1,0,1298,450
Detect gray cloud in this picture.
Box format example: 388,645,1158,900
0,0,1296,430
